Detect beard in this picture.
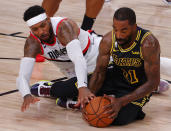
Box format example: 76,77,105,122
40,24,54,43
116,34,132,47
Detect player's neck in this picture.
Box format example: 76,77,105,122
42,33,55,44
121,28,138,49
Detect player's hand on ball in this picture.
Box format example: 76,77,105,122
21,94,40,112
82,96,115,127
75,87,95,108
103,94,122,119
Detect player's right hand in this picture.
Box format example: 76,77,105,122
103,94,122,119
75,87,95,108
21,94,40,112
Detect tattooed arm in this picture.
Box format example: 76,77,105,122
24,36,42,58
56,19,79,45
88,31,112,93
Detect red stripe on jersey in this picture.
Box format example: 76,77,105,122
82,36,90,54
30,32,44,55
45,57,71,62
55,18,90,54
87,30,93,33
56,18,68,36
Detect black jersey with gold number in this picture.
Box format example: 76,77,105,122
110,27,151,91
109,27,152,107
99,27,150,98
98,27,152,107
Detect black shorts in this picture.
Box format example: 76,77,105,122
96,68,151,108
50,75,93,99
50,77,78,99
51,69,151,108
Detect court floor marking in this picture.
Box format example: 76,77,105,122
0,77,68,96
0,32,27,39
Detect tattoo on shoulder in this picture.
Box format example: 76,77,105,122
141,34,160,63
24,37,41,57
57,19,78,45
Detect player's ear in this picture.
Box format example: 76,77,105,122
133,24,137,31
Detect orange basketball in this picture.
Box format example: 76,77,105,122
82,96,114,128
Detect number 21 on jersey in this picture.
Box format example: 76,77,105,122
122,69,139,84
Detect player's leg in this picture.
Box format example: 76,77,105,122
31,80,53,97
42,0,62,17
163,0,171,5
31,77,78,98
154,57,171,93
50,77,78,98
81,0,105,30
31,78,79,109
112,103,144,125
112,93,152,125
160,57,171,77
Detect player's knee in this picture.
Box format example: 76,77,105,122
50,84,62,98
112,117,133,125
112,109,145,125
50,80,78,98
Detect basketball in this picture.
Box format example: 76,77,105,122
82,96,114,128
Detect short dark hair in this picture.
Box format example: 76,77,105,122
113,7,136,25
23,5,45,21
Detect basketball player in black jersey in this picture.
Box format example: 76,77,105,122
79,7,160,125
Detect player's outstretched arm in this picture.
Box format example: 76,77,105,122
57,19,94,107
17,37,41,112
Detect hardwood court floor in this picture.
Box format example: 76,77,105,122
0,0,171,131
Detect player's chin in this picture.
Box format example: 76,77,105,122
40,35,49,41
117,41,125,45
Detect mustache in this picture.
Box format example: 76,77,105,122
40,34,48,38
116,38,126,42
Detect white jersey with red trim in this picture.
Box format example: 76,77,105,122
30,17,102,78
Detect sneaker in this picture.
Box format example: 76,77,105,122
30,80,53,97
56,98,79,109
163,0,171,5
154,79,170,93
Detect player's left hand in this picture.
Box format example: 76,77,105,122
103,94,123,119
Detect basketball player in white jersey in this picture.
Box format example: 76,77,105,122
17,5,101,112
36,0,105,62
